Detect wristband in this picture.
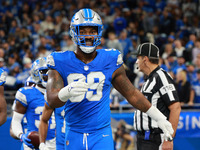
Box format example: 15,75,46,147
39,142,46,149
146,105,166,121
58,86,70,102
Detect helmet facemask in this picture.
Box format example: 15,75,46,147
39,68,48,87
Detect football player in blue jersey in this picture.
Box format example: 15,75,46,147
46,9,174,150
39,102,65,150
0,68,7,126
11,57,56,150
10,76,35,149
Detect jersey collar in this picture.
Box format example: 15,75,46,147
146,66,160,80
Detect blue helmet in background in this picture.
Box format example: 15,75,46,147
31,57,48,87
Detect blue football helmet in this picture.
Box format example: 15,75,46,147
70,8,103,53
31,57,48,87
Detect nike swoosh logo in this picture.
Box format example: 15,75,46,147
102,134,109,137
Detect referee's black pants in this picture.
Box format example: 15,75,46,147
136,129,162,150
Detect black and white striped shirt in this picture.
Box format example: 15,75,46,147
133,66,179,132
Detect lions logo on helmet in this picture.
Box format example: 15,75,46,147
31,57,48,87
70,8,103,54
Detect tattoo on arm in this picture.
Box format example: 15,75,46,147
46,69,65,108
47,69,64,92
112,66,136,95
112,66,151,112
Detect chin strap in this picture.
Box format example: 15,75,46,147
79,46,96,53
41,81,47,88
35,85,46,94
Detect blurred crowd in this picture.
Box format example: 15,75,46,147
1,0,200,106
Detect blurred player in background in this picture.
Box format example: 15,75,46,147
0,68,7,126
11,57,56,150
46,8,174,150
10,76,35,149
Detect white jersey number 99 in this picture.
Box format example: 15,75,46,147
67,72,105,102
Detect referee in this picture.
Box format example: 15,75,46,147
133,43,181,150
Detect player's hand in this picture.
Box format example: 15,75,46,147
157,119,174,141
67,79,89,97
20,133,34,148
58,78,89,102
39,143,48,150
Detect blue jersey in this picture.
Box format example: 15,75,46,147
0,68,6,85
47,49,123,133
15,86,55,140
46,101,65,150
54,106,65,150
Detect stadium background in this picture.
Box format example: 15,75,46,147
1,0,200,149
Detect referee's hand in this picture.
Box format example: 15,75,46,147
157,119,174,141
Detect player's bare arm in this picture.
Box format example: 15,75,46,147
47,69,65,108
0,86,7,126
13,101,27,114
112,65,151,112
168,102,181,138
39,103,54,143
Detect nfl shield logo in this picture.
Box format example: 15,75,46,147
84,66,89,71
